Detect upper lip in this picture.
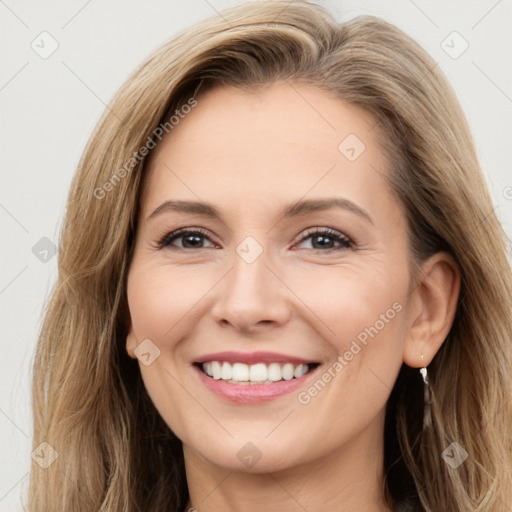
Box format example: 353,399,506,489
193,351,318,365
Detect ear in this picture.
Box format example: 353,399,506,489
126,320,138,359
403,252,460,368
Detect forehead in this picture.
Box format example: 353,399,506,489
140,83,394,220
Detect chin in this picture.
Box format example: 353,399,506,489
202,443,301,474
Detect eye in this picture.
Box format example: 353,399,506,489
156,228,217,250
294,228,353,251
155,227,354,252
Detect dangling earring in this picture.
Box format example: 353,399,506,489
420,354,433,430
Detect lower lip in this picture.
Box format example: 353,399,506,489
194,365,319,404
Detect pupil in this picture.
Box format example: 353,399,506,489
313,235,333,249
183,234,203,248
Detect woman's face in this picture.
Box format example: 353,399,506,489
126,82,414,473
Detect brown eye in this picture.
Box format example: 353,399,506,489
295,228,353,251
157,228,216,250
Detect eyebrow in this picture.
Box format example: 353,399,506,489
148,197,373,225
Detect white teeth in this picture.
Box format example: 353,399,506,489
232,362,249,381
281,363,294,381
249,363,267,382
204,362,213,377
221,361,232,380
211,361,222,380
294,364,307,378
201,361,311,383
267,363,282,381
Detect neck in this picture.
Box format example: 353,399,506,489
182,410,393,512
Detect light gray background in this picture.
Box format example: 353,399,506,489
1,0,511,510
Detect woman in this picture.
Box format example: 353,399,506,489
28,1,512,511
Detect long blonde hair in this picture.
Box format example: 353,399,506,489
27,1,512,510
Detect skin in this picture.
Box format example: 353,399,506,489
125,82,460,511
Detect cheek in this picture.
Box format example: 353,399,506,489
293,266,407,414
127,263,215,345
326,283,405,359
127,265,213,439
290,263,407,356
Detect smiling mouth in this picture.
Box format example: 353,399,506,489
196,361,320,385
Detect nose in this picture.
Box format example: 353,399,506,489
210,247,291,335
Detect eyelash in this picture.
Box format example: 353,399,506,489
155,227,354,252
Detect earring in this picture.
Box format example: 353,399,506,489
420,355,433,430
